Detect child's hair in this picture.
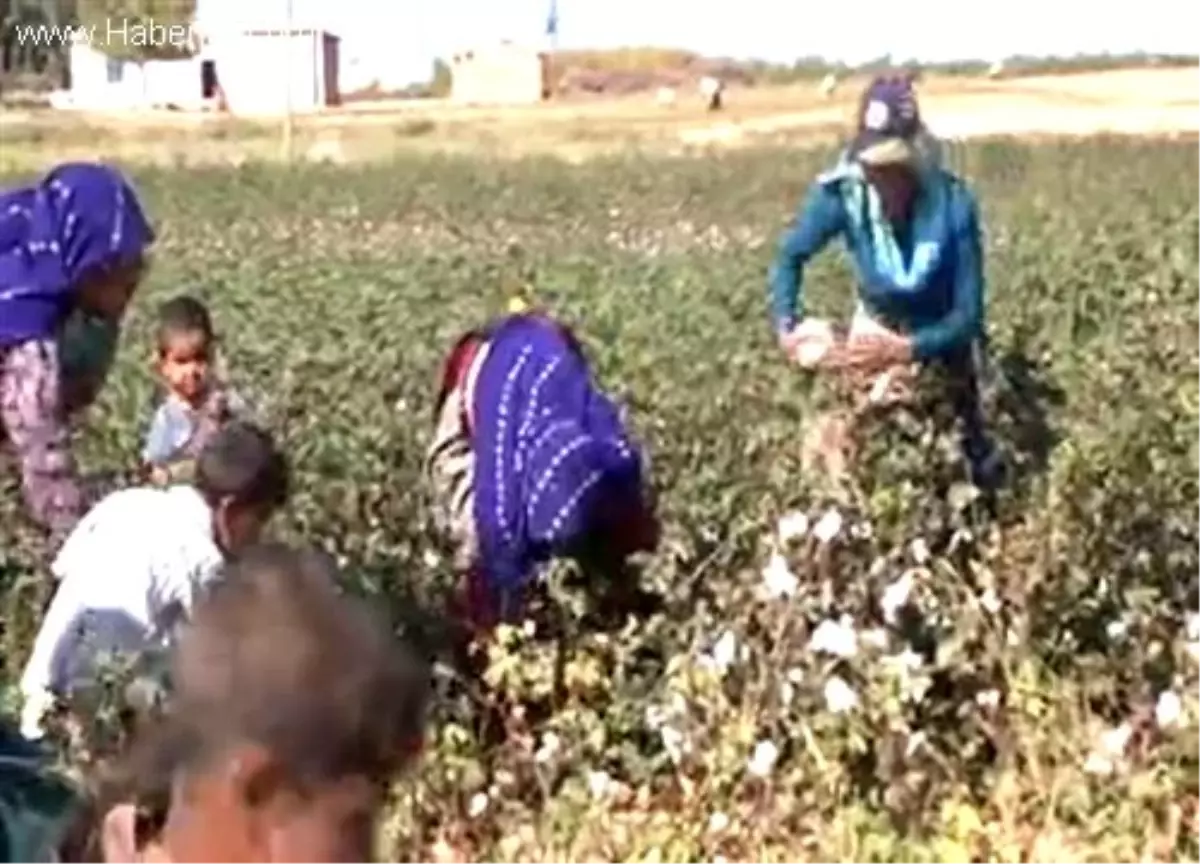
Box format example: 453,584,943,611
166,543,429,792
156,295,214,354
59,545,428,860
194,420,290,513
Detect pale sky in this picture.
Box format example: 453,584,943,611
195,0,1198,88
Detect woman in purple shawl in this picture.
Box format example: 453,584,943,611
0,162,155,540
425,312,661,632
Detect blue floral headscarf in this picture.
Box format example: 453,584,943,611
470,315,648,616
0,162,154,348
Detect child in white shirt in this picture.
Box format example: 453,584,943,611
142,295,248,486
19,420,290,740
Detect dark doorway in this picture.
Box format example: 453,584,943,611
200,60,219,98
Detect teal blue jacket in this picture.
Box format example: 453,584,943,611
769,168,985,362
0,724,79,862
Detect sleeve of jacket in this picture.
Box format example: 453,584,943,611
768,181,846,332
911,185,986,361
18,584,83,738
142,403,180,465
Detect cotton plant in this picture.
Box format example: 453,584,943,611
732,448,1015,818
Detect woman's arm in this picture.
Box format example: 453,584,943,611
18,581,84,738
0,339,85,540
59,314,121,417
769,182,846,333
910,189,985,362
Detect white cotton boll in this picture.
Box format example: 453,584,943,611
468,792,489,817
861,627,889,650
1083,752,1114,776
645,704,666,730
809,616,858,658
762,551,799,599
824,676,858,714
905,730,927,758
975,689,1000,708
660,725,688,763
700,628,739,676
848,306,896,341
780,680,795,707
980,588,1002,614
813,508,843,543
1085,722,1133,778
1101,723,1132,757
1155,691,1183,729
587,770,613,800
909,538,930,565
880,572,915,624
422,549,441,568
747,739,779,778
868,371,895,405
709,630,738,673
534,732,561,764
795,340,830,368
708,811,730,833
777,511,809,543
792,318,835,369
1105,618,1129,640
1187,613,1200,642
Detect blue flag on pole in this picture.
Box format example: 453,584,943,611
545,0,558,37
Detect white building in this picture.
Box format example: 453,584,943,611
449,41,548,105
66,26,340,115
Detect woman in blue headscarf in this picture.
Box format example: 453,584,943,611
425,311,661,632
0,162,155,540
768,75,1001,489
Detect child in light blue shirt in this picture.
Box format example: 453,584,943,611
143,296,248,484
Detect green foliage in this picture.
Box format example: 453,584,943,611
430,58,451,98
76,0,195,61
1,136,1198,861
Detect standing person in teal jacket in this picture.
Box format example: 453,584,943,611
769,74,1002,489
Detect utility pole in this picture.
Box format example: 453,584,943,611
282,0,295,162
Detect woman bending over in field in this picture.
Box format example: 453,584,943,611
425,311,661,634
769,75,1002,489
0,162,155,541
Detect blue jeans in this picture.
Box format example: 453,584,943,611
938,344,1003,491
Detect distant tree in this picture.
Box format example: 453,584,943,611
1,0,15,74
77,0,195,61
1,0,69,80
429,57,451,97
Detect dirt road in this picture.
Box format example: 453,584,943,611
3,67,1194,166
677,68,1197,146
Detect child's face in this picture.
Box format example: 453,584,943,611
158,329,212,404
161,756,384,862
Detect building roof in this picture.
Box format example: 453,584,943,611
451,41,546,64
